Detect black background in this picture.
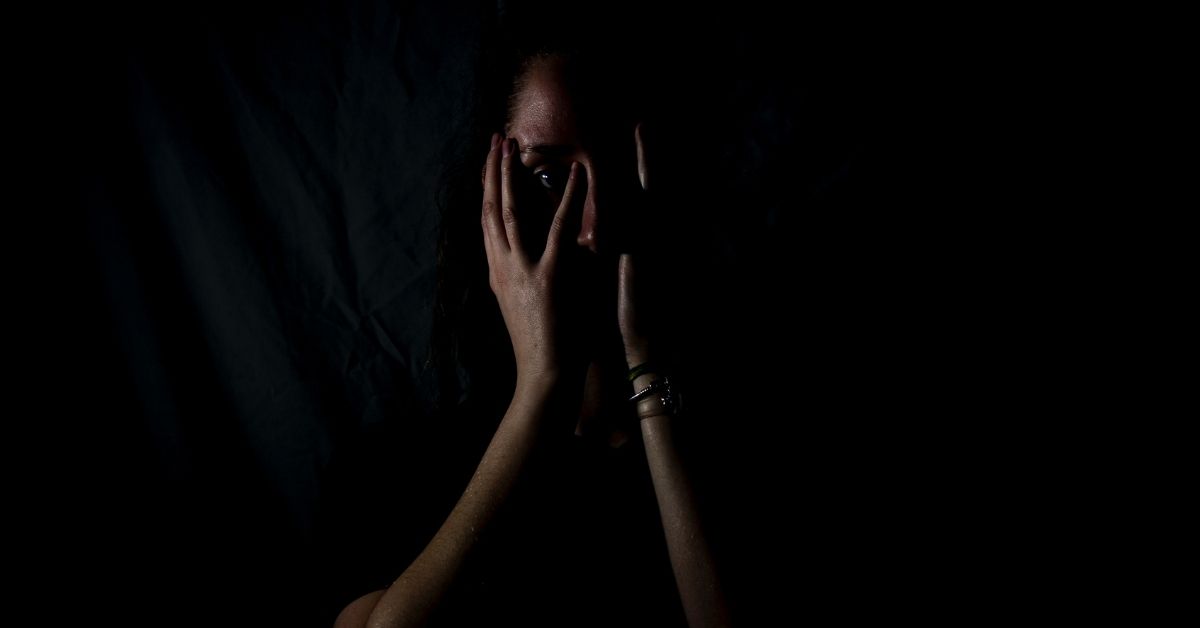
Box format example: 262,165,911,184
21,1,1048,626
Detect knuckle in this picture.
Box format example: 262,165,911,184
548,214,565,236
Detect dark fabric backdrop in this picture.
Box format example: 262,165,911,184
38,1,1018,626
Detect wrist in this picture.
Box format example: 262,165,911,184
629,370,662,394
628,368,677,420
624,348,654,372
624,334,657,365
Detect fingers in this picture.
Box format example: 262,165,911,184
543,161,584,266
482,132,509,256
500,137,525,256
635,121,649,192
621,121,652,256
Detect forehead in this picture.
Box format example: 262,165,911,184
507,60,580,144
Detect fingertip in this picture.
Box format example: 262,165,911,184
568,161,585,197
635,125,649,192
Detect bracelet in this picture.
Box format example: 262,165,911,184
626,360,659,383
628,374,682,419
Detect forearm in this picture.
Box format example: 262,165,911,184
633,371,732,628
362,377,557,628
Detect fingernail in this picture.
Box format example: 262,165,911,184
502,138,514,157
491,133,499,150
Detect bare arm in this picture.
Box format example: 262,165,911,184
334,376,560,628
614,122,732,627
337,132,592,628
632,368,733,628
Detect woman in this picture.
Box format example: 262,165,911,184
331,10,731,628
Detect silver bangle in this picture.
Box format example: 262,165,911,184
628,375,682,417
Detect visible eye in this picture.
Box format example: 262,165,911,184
535,166,568,194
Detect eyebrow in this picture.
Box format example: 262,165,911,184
520,144,575,158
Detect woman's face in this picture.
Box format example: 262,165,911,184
502,55,643,440
502,54,641,265
499,55,643,351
